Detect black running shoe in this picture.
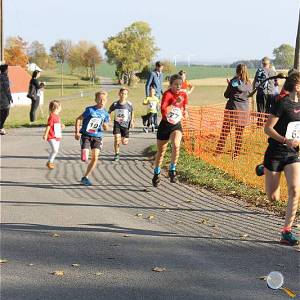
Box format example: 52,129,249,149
169,170,178,183
152,173,160,187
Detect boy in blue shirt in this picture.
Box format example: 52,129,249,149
75,91,109,186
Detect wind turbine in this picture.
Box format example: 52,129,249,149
173,54,181,67
187,54,197,67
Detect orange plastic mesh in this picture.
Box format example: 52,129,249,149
182,106,288,201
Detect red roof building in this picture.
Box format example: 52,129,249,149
7,66,44,106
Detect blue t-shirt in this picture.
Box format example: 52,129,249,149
80,106,109,138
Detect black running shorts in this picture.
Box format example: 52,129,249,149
81,135,103,150
263,147,300,172
113,122,129,138
157,119,182,141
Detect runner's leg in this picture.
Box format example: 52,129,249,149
283,163,300,228
114,134,121,155
48,139,60,163
170,130,182,166
84,148,100,178
265,169,281,201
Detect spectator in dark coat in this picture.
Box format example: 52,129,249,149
0,64,13,135
27,70,44,123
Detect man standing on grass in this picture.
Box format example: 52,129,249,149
253,57,277,119
145,61,164,128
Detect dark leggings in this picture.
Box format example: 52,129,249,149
30,97,40,122
0,108,10,129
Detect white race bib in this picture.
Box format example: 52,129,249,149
166,107,182,125
148,101,156,110
115,109,129,124
286,121,300,139
54,123,62,138
86,117,102,134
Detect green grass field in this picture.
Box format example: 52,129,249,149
6,65,229,128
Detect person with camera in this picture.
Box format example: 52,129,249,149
27,70,45,124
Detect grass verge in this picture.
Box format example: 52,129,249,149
145,144,292,217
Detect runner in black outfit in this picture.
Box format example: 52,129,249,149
263,72,300,246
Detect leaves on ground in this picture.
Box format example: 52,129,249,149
71,264,80,267
0,259,8,264
196,219,209,224
51,270,64,276
147,215,155,220
136,213,143,217
239,233,249,239
52,233,60,238
123,234,130,237
160,203,167,207
258,276,267,280
184,200,193,203
95,272,103,276
152,267,166,272
281,287,297,298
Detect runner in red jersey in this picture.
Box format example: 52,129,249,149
43,100,63,169
152,74,188,187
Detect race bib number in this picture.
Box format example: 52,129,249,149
285,121,300,139
148,101,156,110
86,117,102,134
166,107,182,125
115,109,129,124
54,123,62,138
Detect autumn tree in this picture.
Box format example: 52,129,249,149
83,45,102,82
28,41,56,69
50,39,72,96
4,36,28,67
273,44,295,69
68,41,102,81
68,41,90,74
50,39,72,64
103,21,158,85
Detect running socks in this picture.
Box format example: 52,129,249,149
282,226,292,233
169,163,176,171
154,166,161,175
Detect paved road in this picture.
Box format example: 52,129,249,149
0,127,299,300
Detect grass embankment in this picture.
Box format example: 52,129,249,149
145,144,290,216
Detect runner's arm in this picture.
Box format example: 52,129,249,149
75,114,83,140
43,125,50,141
264,115,300,148
131,111,135,128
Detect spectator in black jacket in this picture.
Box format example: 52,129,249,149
28,70,44,123
0,64,13,135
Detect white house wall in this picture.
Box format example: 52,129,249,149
11,91,44,106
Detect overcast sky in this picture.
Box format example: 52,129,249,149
4,0,300,64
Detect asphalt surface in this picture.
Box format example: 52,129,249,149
0,126,299,300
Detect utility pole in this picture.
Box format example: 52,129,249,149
294,8,300,71
61,59,63,96
0,0,4,63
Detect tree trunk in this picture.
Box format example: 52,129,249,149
294,8,300,71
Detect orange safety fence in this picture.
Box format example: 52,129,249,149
182,106,288,200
